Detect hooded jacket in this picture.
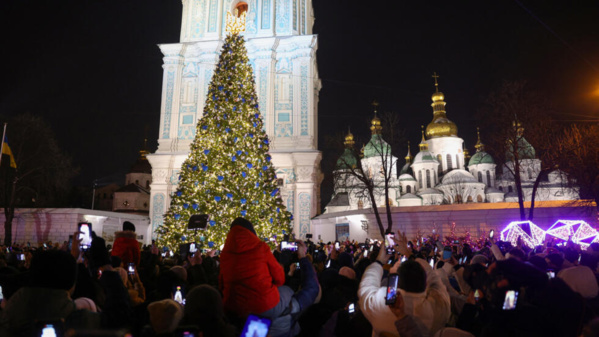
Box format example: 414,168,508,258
219,225,285,317
111,230,141,266
358,258,450,337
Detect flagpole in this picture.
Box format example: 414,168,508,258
0,123,7,168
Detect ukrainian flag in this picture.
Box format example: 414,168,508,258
2,135,16,168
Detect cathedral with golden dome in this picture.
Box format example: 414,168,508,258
325,74,579,214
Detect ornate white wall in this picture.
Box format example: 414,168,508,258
148,0,321,239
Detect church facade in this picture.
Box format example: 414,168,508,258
326,79,579,215
147,0,322,239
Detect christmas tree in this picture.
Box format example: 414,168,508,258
155,13,292,250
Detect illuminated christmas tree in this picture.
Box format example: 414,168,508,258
155,13,292,250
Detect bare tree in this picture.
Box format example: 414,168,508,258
0,113,77,245
548,123,599,212
477,80,559,220
332,105,405,238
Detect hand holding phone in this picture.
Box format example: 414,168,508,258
241,315,271,337
502,290,518,310
127,263,135,275
385,273,399,305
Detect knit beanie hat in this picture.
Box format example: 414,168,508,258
123,221,136,232
148,299,184,334
74,297,98,313
230,217,257,236
30,250,77,291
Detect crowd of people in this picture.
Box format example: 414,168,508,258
1,219,599,337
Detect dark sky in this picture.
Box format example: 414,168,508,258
1,1,598,205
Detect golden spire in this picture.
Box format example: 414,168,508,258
475,127,485,152
425,72,458,138
344,127,355,148
139,138,149,159
370,100,382,135
226,10,247,34
419,126,429,151
405,141,412,161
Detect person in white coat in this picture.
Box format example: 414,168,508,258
358,230,451,337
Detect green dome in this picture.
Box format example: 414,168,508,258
363,134,392,158
336,148,357,169
400,162,411,175
506,137,536,161
468,151,495,166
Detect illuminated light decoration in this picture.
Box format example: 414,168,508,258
499,219,599,249
500,221,546,248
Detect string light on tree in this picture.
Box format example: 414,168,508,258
155,12,292,250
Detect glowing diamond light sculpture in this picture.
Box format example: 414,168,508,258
500,221,546,248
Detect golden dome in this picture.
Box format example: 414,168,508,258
344,131,355,148
432,91,445,102
426,119,458,138
370,115,382,134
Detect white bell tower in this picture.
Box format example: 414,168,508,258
148,0,322,239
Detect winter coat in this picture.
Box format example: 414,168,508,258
219,225,285,317
111,230,141,266
358,258,451,337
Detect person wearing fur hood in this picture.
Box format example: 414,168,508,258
111,221,141,266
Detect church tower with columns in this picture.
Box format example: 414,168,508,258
147,0,322,239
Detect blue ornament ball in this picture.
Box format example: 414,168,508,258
215,196,221,202
208,242,215,248
174,214,181,220
232,156,236,162
237,150,242,156
241,210,247,216
240,198,247,204
202,165,208,171
209,220,216,227
262,166,268,171
218,176,224,181
241,171,247,178
226,193,233,199
176,191,182,197
204,149,210,154
202,125,208,130
183,203,189,209
192,203,199,210
247,163,253,169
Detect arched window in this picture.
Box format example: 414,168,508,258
358,200,364,209
456,154,460,169
477,172,483,182
437,154,443,173
135,180,139,185
446,154,453,171
388,198,393,206
467,196,473,203
426,170,431,188
235,2,248,16
486,171,492,187
455,195,462,204
418,171,423,189
508,186,513,193
477,195,483,202
406,185,412,193
499,186,503,191
527,168,533,180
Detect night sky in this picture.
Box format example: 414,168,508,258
1,1,598,207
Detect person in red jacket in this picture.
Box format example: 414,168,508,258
111,221,141,266
219,217,285,319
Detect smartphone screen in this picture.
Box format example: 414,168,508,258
281,241,298,251
363,250,368,258
429,258,435,268
489,230,494,239
127,263,135,275
385,273,399,305
78,222,92,249
348,303,355,314
335,242,340,250
385,233,395,248
326,259,331,268
547,271,555,279
174,285,185,305
295,262,300,270
19,254,25,261
502,290,518,310
189,243,197,253
241,314,271,337
443,249,452,260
